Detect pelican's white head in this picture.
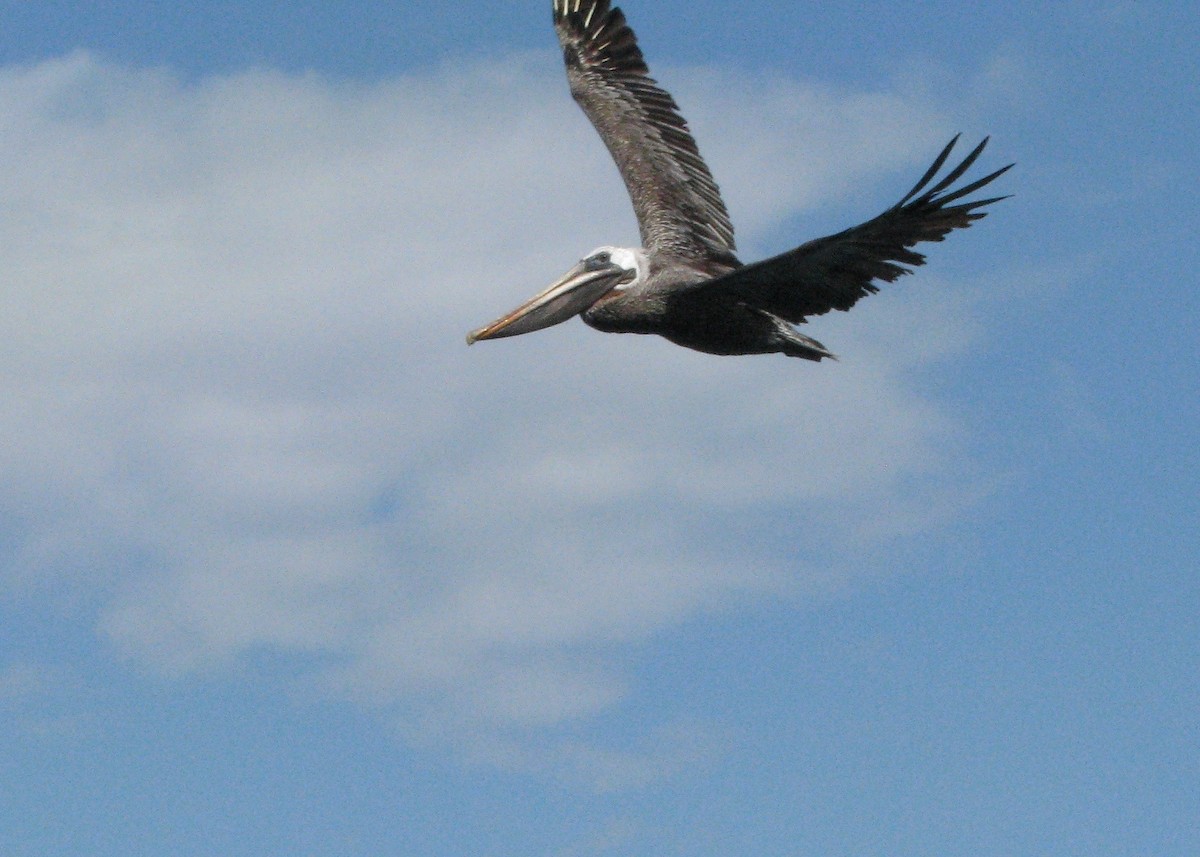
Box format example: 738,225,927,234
465,245,646,344
583,245,647,290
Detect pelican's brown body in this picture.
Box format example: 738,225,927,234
467,0,1011,360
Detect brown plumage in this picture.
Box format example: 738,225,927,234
466,1,1011,360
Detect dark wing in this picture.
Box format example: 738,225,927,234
553,0,736,263
689,136,1012,321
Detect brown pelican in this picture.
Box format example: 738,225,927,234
467,0,1011,360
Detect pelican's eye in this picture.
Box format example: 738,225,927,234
584,251,612,270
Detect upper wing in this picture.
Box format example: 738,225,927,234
689,136,1013,321
553,0,736,263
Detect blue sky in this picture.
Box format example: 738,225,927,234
1,1,1196,855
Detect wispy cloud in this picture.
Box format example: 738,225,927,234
0,660,89,739
1,50,991,778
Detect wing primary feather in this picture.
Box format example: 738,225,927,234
897,134,961,206
928,163,1015,207
919,136,990,200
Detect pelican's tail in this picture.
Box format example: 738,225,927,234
754,308,838,361
779,329,837,362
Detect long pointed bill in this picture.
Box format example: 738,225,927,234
466,262,623,344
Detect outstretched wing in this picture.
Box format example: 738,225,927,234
690,136,1012,321
553,0,736,263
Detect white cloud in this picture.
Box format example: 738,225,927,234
0,50,992,777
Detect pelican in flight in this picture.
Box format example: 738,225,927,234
467,0,1011,360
